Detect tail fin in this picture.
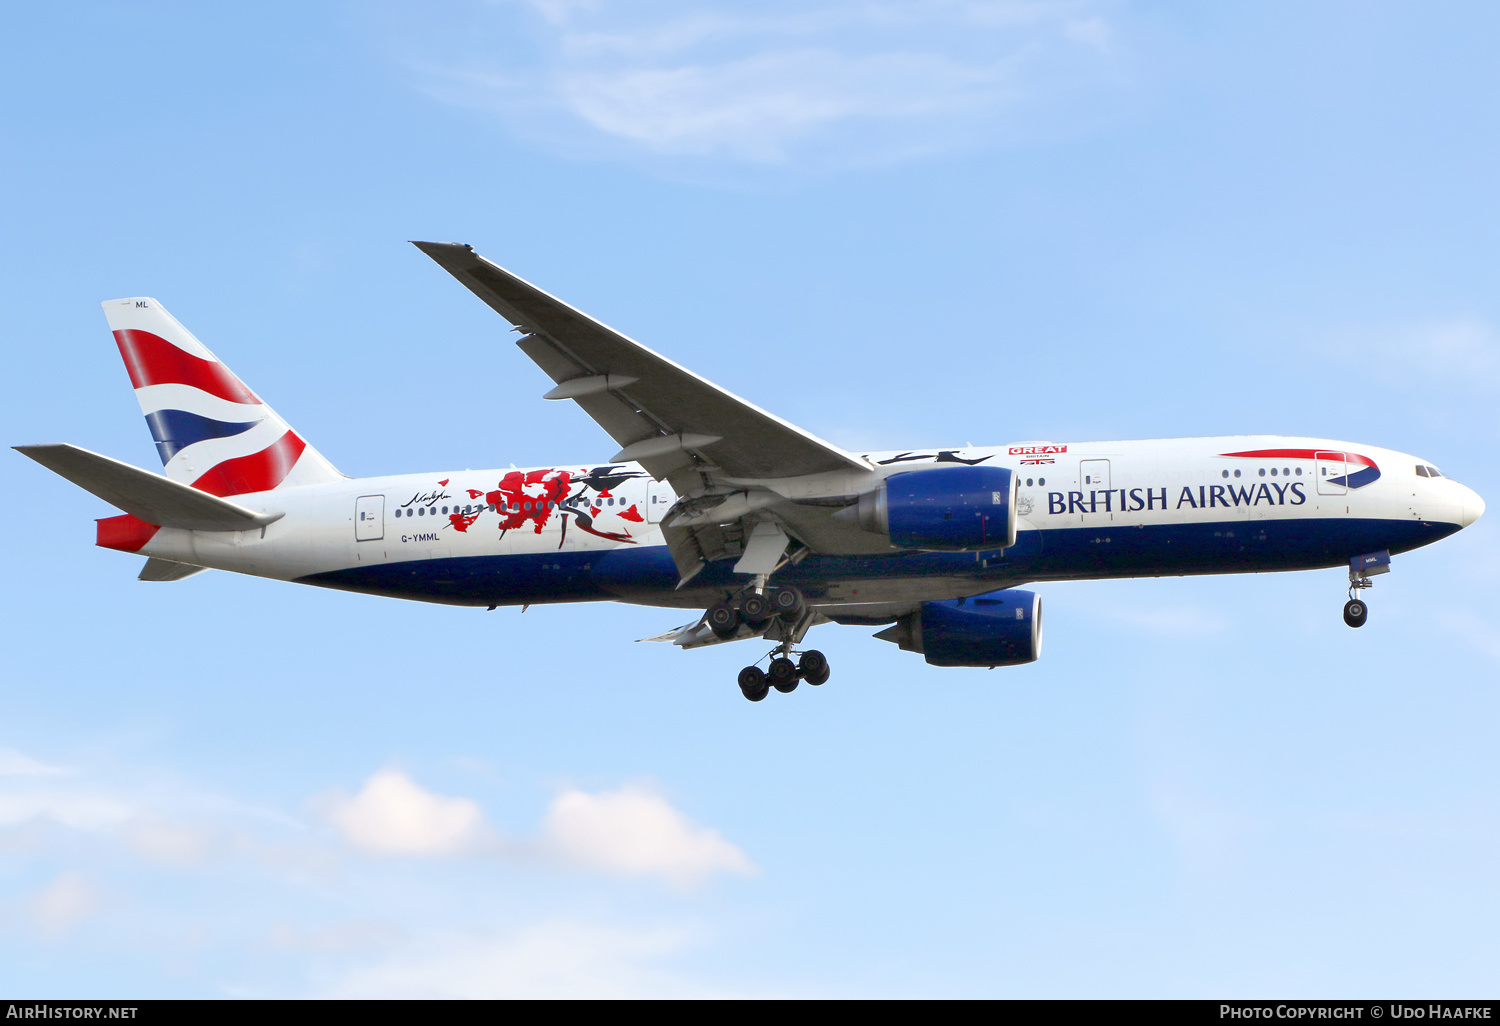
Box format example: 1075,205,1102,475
103,298,342,495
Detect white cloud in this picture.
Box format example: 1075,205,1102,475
271,920,401,955
30,872,100,938
0,787,134,832
555,49,1001,162
400,0,1127,169
322,769,486,857
540,783,756,887
125,818,215,867
0,747,68,777
1064,15,1111,52
323,919,732,998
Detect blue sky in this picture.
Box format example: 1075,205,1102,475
3,0,1498,997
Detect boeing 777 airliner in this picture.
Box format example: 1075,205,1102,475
16,243,1485,701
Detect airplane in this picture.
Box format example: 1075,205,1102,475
15,242,1486,702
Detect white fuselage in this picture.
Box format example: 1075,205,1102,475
112,435,1481,612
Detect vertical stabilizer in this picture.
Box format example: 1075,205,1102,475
103,298,342,494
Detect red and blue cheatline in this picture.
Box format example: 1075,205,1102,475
1220,448,1381,489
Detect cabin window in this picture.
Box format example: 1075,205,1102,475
1026,478,1034,487
1234,469,1242,478
1295,467,1302,475
1258,468,1266,477
1222,470,1229,478
1038,477,1045,486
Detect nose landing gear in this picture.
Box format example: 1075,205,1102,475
1343,550,1390,629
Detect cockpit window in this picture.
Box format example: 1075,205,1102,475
1416,465,1429,477
1427,466,1443,478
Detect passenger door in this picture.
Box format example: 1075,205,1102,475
647,480,677,524
355,494,384,541
1080,459,1111,491
1315,451,1347,496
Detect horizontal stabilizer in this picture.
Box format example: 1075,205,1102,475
139,557,209,582
14,444,283,532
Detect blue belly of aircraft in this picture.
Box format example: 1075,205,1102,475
296,517,1458,607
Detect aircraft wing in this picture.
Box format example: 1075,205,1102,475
413,242,868,483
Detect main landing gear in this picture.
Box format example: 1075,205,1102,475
737,649,831,702
706,583,804,639
707,585,832,701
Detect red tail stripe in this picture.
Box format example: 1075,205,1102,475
191,431,306,497
114,329,262,406
96,514,160,552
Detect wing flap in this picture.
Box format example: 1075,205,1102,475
138,557,209,581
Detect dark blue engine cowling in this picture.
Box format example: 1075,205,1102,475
875,588,1042,667
846,466,1016,551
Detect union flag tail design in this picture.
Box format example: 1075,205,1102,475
103,298,343,495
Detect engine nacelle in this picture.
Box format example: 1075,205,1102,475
875,589,1042,667
841,466,1016,551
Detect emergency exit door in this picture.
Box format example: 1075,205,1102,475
355,494,385,541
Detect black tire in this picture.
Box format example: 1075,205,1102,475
738,665,769,702
797,650,828,681
1343,599,1368,629
707,602,739,638
740,593,772,627
769,657,799,693
769,584,804,618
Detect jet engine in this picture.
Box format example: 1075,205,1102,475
837,466,1016,551
874,589,1041,667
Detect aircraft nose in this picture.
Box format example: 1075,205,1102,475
1460,484,1485,528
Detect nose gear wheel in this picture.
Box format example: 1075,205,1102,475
1343,599,1368,628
